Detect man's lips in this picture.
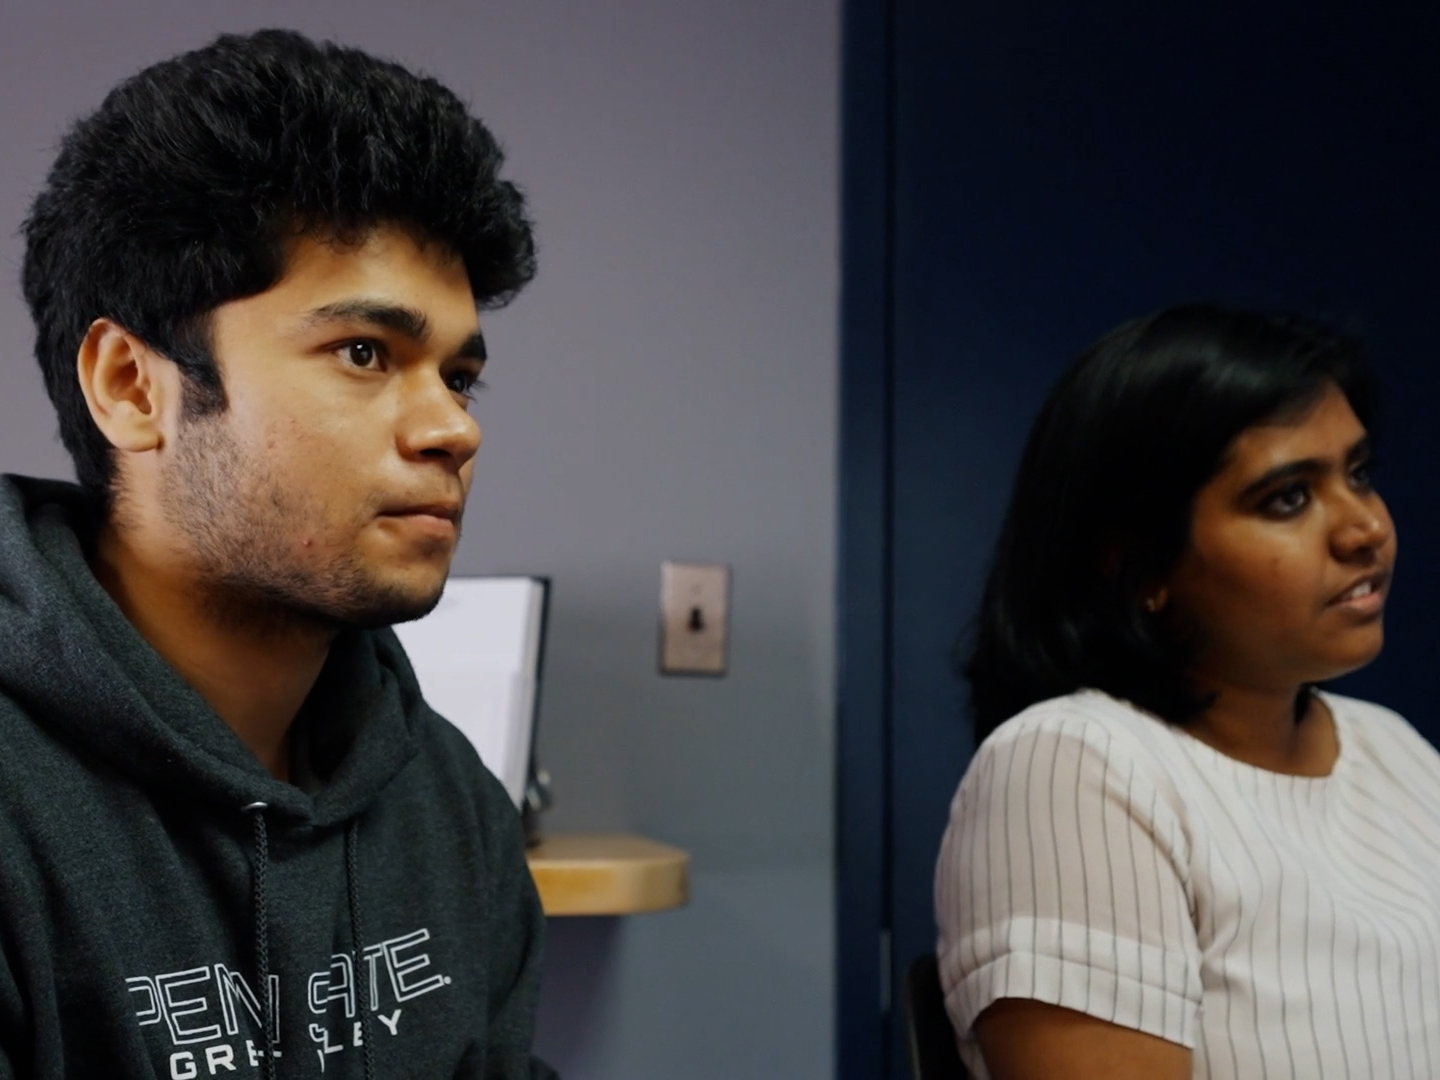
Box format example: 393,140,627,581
377,502,463,541
381,503,460,522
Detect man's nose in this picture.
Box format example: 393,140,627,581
395,375,481,467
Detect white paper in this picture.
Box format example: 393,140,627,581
392,577,546,806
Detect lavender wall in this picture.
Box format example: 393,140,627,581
0,3,839,1076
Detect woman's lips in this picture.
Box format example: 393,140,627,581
1328,572,1388,616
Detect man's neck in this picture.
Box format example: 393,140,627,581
1185,677,1337,777
90,522,333,781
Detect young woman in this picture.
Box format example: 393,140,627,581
934,305,1440,1079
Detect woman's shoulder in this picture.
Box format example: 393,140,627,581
1320,689,1412,732
983,688,1183,762
967,690,1196,814
1320,690,1440,772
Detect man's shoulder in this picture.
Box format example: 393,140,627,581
0,686,66,761
405,703,521,824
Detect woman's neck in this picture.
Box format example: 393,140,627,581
1185,682,1338,777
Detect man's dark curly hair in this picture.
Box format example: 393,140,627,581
22,28,537,495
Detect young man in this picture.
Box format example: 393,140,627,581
0,29,557,1079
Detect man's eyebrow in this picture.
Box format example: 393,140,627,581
302,299,485,361
302,300,432,342
1237,435,1372,500
457,332,487,363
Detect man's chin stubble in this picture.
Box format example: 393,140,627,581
197,569,447,635
163,409,453,634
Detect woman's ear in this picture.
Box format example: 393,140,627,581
75,318,176,454
1099,540,1124,582
1114,542,1172,616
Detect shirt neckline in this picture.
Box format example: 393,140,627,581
1163,689,1350,786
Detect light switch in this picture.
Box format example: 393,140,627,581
659,561,730,675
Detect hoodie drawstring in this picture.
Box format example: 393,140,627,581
242,802,278,1080
345,818,376,1080
243,806,374,1080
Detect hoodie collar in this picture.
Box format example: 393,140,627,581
0,475,419,828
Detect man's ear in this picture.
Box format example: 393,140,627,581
76,318,177,454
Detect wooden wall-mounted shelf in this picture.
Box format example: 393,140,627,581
526,833,689,916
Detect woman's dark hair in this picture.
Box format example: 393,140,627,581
965,303,1379,742
22,28,536,495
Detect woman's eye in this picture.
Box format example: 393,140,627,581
1350,459,1375,491
1263,483,1309,516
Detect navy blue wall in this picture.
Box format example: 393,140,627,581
841,5,1440,1076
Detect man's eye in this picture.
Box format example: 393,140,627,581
446,371,487,398
343,341,380,367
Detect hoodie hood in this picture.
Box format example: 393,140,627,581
0,474,419,827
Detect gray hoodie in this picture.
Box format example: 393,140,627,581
0,474,557,1079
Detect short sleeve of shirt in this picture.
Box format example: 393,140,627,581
934,706,1204,1056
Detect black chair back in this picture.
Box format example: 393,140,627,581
903,953,969,1080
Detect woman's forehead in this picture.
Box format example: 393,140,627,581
1213,385,1366,485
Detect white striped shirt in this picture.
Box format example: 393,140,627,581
934,689,1440,1079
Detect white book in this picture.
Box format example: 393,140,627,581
391,576,548,807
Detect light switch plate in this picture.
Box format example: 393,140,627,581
659,561,730,676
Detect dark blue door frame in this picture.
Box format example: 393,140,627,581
835,0,894,1076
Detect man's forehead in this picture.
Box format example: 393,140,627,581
258,228,479,327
